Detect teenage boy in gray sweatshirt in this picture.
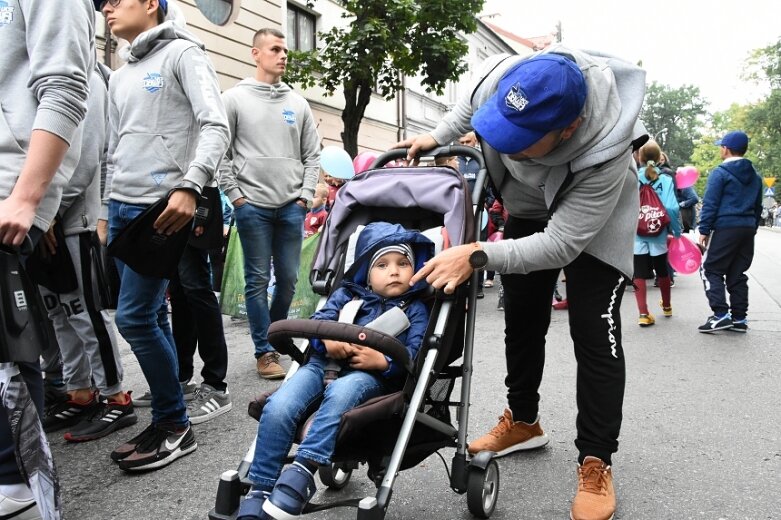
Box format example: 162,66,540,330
39,64,137,444
219,28,321,379
0,0,94,516
401,47,646,520
96,0,229,472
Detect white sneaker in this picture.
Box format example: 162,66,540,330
0,487,42,520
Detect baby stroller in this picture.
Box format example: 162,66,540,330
209,146,500,519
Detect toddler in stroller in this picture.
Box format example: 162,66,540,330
210,146,500,520
238,222,433,520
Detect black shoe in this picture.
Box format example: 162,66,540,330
476,291,485,299
111,423,157,462
64,396,138,442
118,423,197,472
698,314,733,333
497,296,504,311
43,383,68,415
730,319,748,332
42,394,98,433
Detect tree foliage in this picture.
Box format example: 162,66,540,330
639,82,707,167
284,0,484,157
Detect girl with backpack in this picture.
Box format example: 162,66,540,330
634,141,681,327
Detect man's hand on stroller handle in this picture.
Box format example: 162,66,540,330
410,243,475,294
393,134,439,163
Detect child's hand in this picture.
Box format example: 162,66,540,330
348,346,389,371
324,340,354,359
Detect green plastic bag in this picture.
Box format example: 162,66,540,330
220,229,321,320
287,233,321,319
220,226,247,318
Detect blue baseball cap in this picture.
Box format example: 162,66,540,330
471,54,587,155
715,130,749,153
94,0,168,13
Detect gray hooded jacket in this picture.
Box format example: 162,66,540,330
102,22,229,216
0,0,94,232
218,79,321,208
430,45,646,278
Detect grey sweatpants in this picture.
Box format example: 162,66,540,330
38,233,124,396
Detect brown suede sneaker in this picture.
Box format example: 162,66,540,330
570,456,616,520
257,352,286,379
467,408,549,457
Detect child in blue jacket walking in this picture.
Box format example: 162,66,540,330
239,221,433,520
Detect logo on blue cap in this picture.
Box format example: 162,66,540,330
505,83,529,112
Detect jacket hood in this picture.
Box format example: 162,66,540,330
721,159,759,185
529,46,647,171
122,21,204,62
236,78,293,99
345,222,434,291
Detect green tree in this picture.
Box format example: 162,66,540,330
639,82,707,167
284,0,484,157
743,37,781,190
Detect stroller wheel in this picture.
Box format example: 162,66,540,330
318,462,353,490
466,459,499,518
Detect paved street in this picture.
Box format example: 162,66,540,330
54,228,781,520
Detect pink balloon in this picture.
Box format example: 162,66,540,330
353,151,379,174
667,235,702,274
675,166,699,189
488,231,504,242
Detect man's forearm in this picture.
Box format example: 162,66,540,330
12,129,70,205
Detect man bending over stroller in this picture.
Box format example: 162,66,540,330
239,221,433,520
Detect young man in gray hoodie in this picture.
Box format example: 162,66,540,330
219,28,321,379
402,47,646,520
0,0,94,516
96,0,229,472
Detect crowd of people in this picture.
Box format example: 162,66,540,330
0,1,768,519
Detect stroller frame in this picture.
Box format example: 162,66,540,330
209,146,499,519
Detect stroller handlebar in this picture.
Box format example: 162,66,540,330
0,235,34,257
268,319,414,374
373,145,485,171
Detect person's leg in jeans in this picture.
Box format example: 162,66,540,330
701,229,732,318
564,253,627,466
247,356,328,492
176,244,228,391
234,203,275,358
502,217,559,423
109,201,187,427
268,201,305,338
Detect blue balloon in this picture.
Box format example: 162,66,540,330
321,146,355,179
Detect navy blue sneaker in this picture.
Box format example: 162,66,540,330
263,463,317,519
698,314,733,333
730,319,748,332
237,489,271,520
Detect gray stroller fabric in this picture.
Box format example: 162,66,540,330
312,166,469,278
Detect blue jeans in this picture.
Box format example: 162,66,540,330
108,201,187,427
248,355,387,490
234,200,305,357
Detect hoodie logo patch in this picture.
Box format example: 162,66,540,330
282,109,296,126
0,2,15,26
143,72,165,93
151,172,167,185
505,83,529,112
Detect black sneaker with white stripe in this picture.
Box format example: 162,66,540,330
188,384,232,425
42,395,98,433
698,314,733,333
118,423,197,472
63,396,138,442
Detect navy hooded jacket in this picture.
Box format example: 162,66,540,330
308,222,434,379
698,158,763,235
